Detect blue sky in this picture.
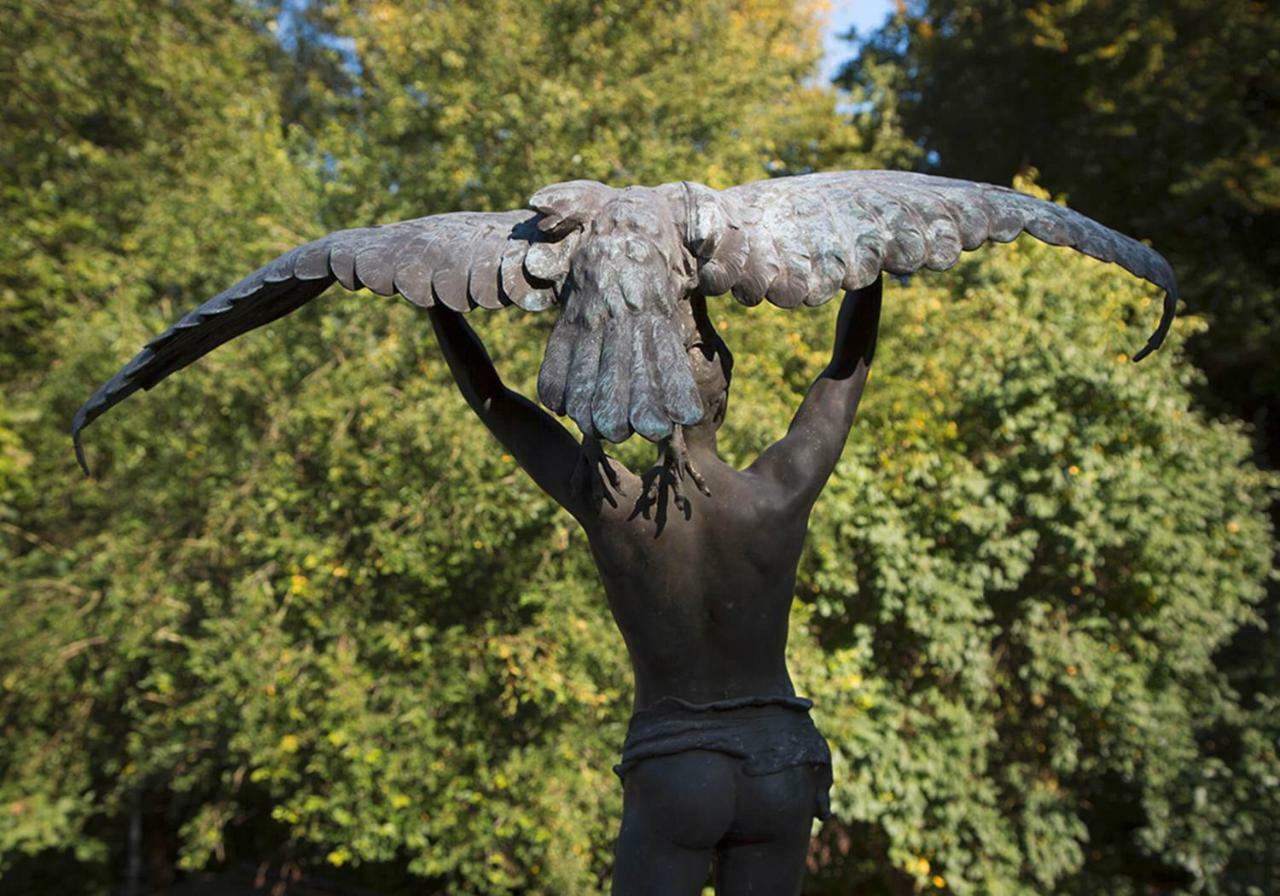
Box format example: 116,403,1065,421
821,0,896,81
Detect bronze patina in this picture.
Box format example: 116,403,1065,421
74,170,1176,895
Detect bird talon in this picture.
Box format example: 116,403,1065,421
656,425,709,511
574,434,618,508
688,462,711,497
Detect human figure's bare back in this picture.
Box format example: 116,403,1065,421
427,280,881,896
584,458,811,710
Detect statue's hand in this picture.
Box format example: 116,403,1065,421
570,434,622,508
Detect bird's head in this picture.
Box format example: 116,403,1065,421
529,180,697,298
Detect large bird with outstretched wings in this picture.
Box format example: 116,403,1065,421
72,170,1177,472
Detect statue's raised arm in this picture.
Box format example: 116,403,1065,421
427,304,607,521
748,276,882,506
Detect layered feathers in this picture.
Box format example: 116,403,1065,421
707,171,1178,359
74,171,1178,469
72,211,566,471
534,196,702,443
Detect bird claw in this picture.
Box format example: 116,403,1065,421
641,425,710,517
629,426,712,525
571,433,621,508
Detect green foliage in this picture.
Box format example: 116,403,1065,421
845,0,1280,453
711,203,1277,893
2,2,1276,895
0,0,300,379
296,0,891,224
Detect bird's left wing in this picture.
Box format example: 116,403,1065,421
72,209,574,473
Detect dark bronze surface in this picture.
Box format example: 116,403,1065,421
428,280,879,894
72,171,1177,473
72,170,1178,894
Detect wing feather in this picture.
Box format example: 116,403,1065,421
354,227,401,295
499,216,558,312
762,214,813,308
292,237,334,280
716,170,1177,361
391,225,450,307
73,209,561,473
329,233,360,290
591,313,634,443
730,232,778,306
649,315,703,425
467,248,504,310
563,313,605,434
628,317,670,441
263,247,302,283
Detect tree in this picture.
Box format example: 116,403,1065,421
0,1,313,378
844,0,1280,458
299,0,900,224
0,0,319,890
1,1,880,891
5,1,1274,893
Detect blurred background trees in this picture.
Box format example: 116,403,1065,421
1,1,1275,894
845,0,1280,458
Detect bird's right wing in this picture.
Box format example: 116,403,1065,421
688,170,1178,361
72,209,577,472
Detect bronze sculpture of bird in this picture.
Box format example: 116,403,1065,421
72,170,1177,472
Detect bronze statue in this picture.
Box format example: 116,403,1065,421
72,171,1177,895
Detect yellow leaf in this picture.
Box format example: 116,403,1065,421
327,848,350,867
